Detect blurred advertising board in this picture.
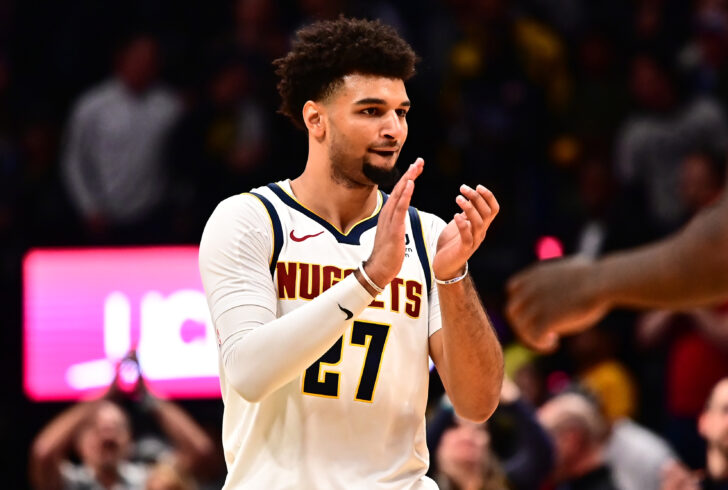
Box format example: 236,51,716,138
23,246,221,400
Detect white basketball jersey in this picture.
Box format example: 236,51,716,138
205,180,445,489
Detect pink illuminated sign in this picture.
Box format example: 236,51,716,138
24,247,220,401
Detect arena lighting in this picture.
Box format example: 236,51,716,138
535,235,564,260
23,246,221,401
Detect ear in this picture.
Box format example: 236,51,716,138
302,100,325,140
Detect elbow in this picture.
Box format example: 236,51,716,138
456,408,493,424
228,371,269,403
452,373,504,423
233,382,267,404
452,387,502,423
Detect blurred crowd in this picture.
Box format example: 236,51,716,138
4,0,728,488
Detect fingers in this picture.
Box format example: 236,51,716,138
454,184,499,244
456,194,483,241
453,212,474,248
382,158,424,222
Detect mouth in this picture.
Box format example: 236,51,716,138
368,149,398,158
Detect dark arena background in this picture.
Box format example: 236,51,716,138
3,0,728,488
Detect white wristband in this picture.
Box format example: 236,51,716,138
358,262,385,295
435,262,469,285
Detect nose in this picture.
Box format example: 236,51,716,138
380,110,405,141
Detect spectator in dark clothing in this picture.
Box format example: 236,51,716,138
428,377,554,490
538,391,618,490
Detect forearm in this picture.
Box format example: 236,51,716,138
31,401,99,489
149,399,214,473
32,401,97,460
220,273,373,402
437,277,503,422
594,198,728,309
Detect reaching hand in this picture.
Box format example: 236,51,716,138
364,158,424,288
432,184,499,280
506,256,609,352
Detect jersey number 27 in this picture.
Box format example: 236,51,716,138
302,320,390,402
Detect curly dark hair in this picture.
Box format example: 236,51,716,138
274,17,417,129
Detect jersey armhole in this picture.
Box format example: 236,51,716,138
408,207,432,296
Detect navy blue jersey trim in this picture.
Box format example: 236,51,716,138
249,192,283,276
408,207,432,295
267,183,386,245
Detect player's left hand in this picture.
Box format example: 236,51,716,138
433,184,499,281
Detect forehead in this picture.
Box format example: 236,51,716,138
330,74,408,104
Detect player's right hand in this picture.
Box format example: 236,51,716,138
505,256,610,352
364,158,424,288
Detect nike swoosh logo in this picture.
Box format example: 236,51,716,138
338,303,353,320
290,230,324,242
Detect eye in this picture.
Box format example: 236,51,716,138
396,109,408,118
361,107,379,116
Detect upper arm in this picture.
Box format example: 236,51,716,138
424,213,449,383
199,194,278,345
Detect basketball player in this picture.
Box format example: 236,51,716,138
506,171,728,351
199,17,504,488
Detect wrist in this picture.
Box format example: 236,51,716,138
362,262,388,291
434,262,469,285
589,258,616,310
355,264,384,297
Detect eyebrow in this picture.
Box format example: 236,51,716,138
353,97,411,107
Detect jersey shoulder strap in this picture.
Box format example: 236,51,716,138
408,207,432,296
248,190,284,277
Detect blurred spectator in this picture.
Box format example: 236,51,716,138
679,0,728,97
697,377,728,488
636,147,728,467
660,377,728,489
538,391,618,489
60,34,181,243
567,327,638,423
30,352,214,490
428,377,554,490
606,417,680,490
503,343,548,407
145,462,197,490
615,53,728,232
568,155,652,259
166,56,270,240
231,0,287,62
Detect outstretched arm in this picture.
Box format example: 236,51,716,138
507,180,728,351
428,185,504,422
30,401,100,490
145,396,215,476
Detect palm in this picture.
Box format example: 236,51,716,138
432,220,467,274
432,185,499,279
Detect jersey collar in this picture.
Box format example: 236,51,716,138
267,182,388,245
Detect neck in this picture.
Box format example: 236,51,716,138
291,157,380,234
445,466,484,490
566,447,603,482
92,465,120,490
707,446,728,480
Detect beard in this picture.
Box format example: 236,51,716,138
328,122,401,189
362,157,401,188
